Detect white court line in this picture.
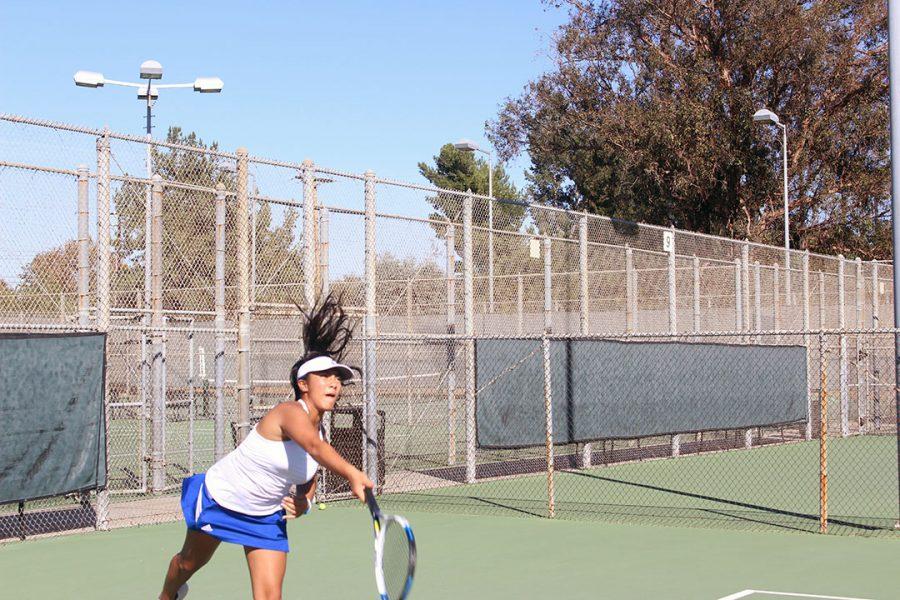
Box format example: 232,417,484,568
716,590,875,600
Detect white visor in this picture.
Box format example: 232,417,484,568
296,355,355,382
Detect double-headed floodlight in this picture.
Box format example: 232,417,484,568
752,107,791,302
73,60,223,136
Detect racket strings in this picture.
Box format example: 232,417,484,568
381,520,412,599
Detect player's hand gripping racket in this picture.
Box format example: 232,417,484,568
364,488,416,600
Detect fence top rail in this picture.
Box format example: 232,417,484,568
357,327,900,342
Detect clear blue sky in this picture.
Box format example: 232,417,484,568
1,0,567,187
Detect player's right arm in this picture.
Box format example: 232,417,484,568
276,403,373,501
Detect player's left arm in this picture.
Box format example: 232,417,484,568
282,476,316,519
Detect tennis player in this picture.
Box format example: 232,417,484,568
159,295,373,600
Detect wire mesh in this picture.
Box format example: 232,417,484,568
1,114,897,542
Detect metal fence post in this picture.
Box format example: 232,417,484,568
734,258,742,332
871,261,880,433
236,148,251,445
579,214,591,467
774,263,782,338
464,190,476,483
838,255,849,437
819,271,826,328
692,256,700,332
625,246,634,333
803,251,812,440
303,160,316,309
542,334,555,519
544,238,552,334
669,238,679,457
741,244,750,334
753,261,762,335
446,224,456,465
668,236,677,334
214,183,226,460
856,257,865,430
819,331,829,534
488,198,494,313
150,174,166,493
579,214,589,335
320,207,330,296
77,165,90,328
95,134,111,529
516,275,524,335
364,170,379,487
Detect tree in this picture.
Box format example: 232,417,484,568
488,0,889,258
15,241,86,315
113,127,304,310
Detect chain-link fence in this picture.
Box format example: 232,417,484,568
1,113,897,542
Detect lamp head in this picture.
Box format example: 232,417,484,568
453,139,479,152
193,77,224,93
140,60,163,80
74,70,105,88
137,86,159,100
752,108,780,126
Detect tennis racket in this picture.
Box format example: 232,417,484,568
364,488,416,600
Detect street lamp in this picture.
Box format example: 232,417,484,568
453,138,495,312
74,60,223,306
753,108,791,304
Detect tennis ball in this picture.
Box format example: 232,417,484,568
318,503,327,510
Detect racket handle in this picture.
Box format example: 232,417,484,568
364,487,380,516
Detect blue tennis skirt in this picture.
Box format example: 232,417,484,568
181,473,289,552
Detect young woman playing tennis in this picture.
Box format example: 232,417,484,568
158,295,373,600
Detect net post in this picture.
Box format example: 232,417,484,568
463,190,476,484
446,224,457,466
838,255,849,437
214,183,226,460
819,331,829,534
803,251,812,440
235,148,251,444
541,334,555,519
364,170,379,488
77,165,90,329
669,234,680,457
95,132,111,529
625,246,634,333
150,174,166,494
692,256,700,332
579,214,591,468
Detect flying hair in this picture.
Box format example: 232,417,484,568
289,294,357,399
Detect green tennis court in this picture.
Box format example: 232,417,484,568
2,505,897,599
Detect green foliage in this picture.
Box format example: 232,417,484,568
489,0,890,259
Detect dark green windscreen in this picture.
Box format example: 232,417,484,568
0,333,106,504
475,339,807,449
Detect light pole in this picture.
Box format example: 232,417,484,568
753,108,791,304
74,60,222,494
74,60,223,308
454,139,494,312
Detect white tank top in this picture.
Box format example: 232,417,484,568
205,401,322,516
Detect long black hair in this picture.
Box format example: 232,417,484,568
289,293,357,401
